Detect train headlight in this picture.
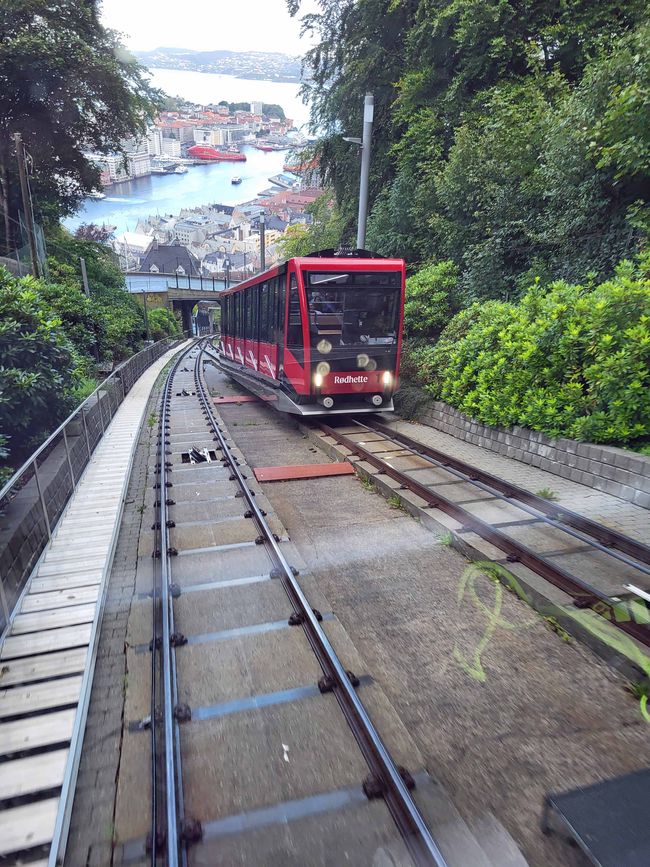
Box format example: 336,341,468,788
316,362,330,377
357,353,370,368
382,371,392,387
317,339,332,354
314,372,323,388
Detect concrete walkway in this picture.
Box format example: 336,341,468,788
379,415,649,541
0,341,189,867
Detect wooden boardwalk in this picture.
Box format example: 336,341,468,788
0,342,188,865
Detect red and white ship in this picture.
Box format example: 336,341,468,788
187,145,247,162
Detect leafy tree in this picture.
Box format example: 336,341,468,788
147,307,180,341
0,268,82,466
403,260,459,339
278,193,344,258
0,0,161,252
46,227,145,360
290,1,648,292
75,224,115,243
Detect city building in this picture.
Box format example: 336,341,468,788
139,242,201,277
147,127,163,156
161,138,182,158
250,101,263,116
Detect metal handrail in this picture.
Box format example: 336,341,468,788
0,335,185,630
0,336,178,502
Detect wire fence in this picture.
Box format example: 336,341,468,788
0,336,183,634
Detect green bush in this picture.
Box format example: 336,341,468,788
46,227,145,361
147,307,180,341
0,269,83,467
403,260,460,340
425,261,650,445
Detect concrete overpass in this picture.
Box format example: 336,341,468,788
125,272,226,332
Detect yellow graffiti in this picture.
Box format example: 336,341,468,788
453,561,536,683
455,561,650,723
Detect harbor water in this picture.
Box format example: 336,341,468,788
63,69,311,237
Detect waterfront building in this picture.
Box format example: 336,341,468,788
250,101,263,116
161,138,182,158
147,127,163,156
127,151,152,178
84,152,128,183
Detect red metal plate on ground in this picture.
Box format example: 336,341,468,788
254,462,355,482
213,395,260,404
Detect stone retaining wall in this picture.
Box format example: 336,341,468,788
418,401,650,509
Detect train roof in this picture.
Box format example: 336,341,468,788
219,252,405,297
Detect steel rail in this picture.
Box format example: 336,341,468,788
151,341,198,867
195,351,448,867
365,419,650,569
319,424,650,649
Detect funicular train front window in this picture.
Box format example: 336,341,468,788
304,271,400,348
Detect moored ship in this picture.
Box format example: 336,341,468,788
187,145,247,162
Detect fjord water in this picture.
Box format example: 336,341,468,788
64,69,310,236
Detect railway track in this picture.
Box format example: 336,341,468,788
317,419,650,652
148,342,449,866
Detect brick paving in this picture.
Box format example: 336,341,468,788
64,378,163,867
381,416,649,542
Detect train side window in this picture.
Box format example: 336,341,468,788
268,277,276,342
278,277,286,347
251,286,259,342
287,276,303,354
235,292,242,338
259,282,269,343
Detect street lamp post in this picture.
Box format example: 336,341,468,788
343,92,374,250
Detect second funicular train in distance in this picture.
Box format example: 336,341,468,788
216,250,405,415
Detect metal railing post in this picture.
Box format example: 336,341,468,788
0,580,10,629
33,460,52,541
82,409,92,460
62,427,75,486
97,388,106,433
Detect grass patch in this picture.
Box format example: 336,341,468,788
535,487,558,500
543,615,572,642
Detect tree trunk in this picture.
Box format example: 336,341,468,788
0,153,12,256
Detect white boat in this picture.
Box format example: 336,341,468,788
174,165,188,174
231,176,242,185
88,190,106,199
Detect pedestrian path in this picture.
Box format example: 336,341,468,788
380,416,649,542
0,341,189,866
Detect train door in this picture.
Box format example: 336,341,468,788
244,285,260,372
258,280,273,378
282,273,308,395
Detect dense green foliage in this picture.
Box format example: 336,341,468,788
0,269,82,465
279,194,345,258
148,307,181,341
403,261,460,339
291,2,648,299
419,261,650,445
0,229,149,475
0,0,160,252
218,101,286,120
46,228,145,361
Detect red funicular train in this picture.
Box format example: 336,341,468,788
217,250,405,415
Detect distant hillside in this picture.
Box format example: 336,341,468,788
134,48,302,83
